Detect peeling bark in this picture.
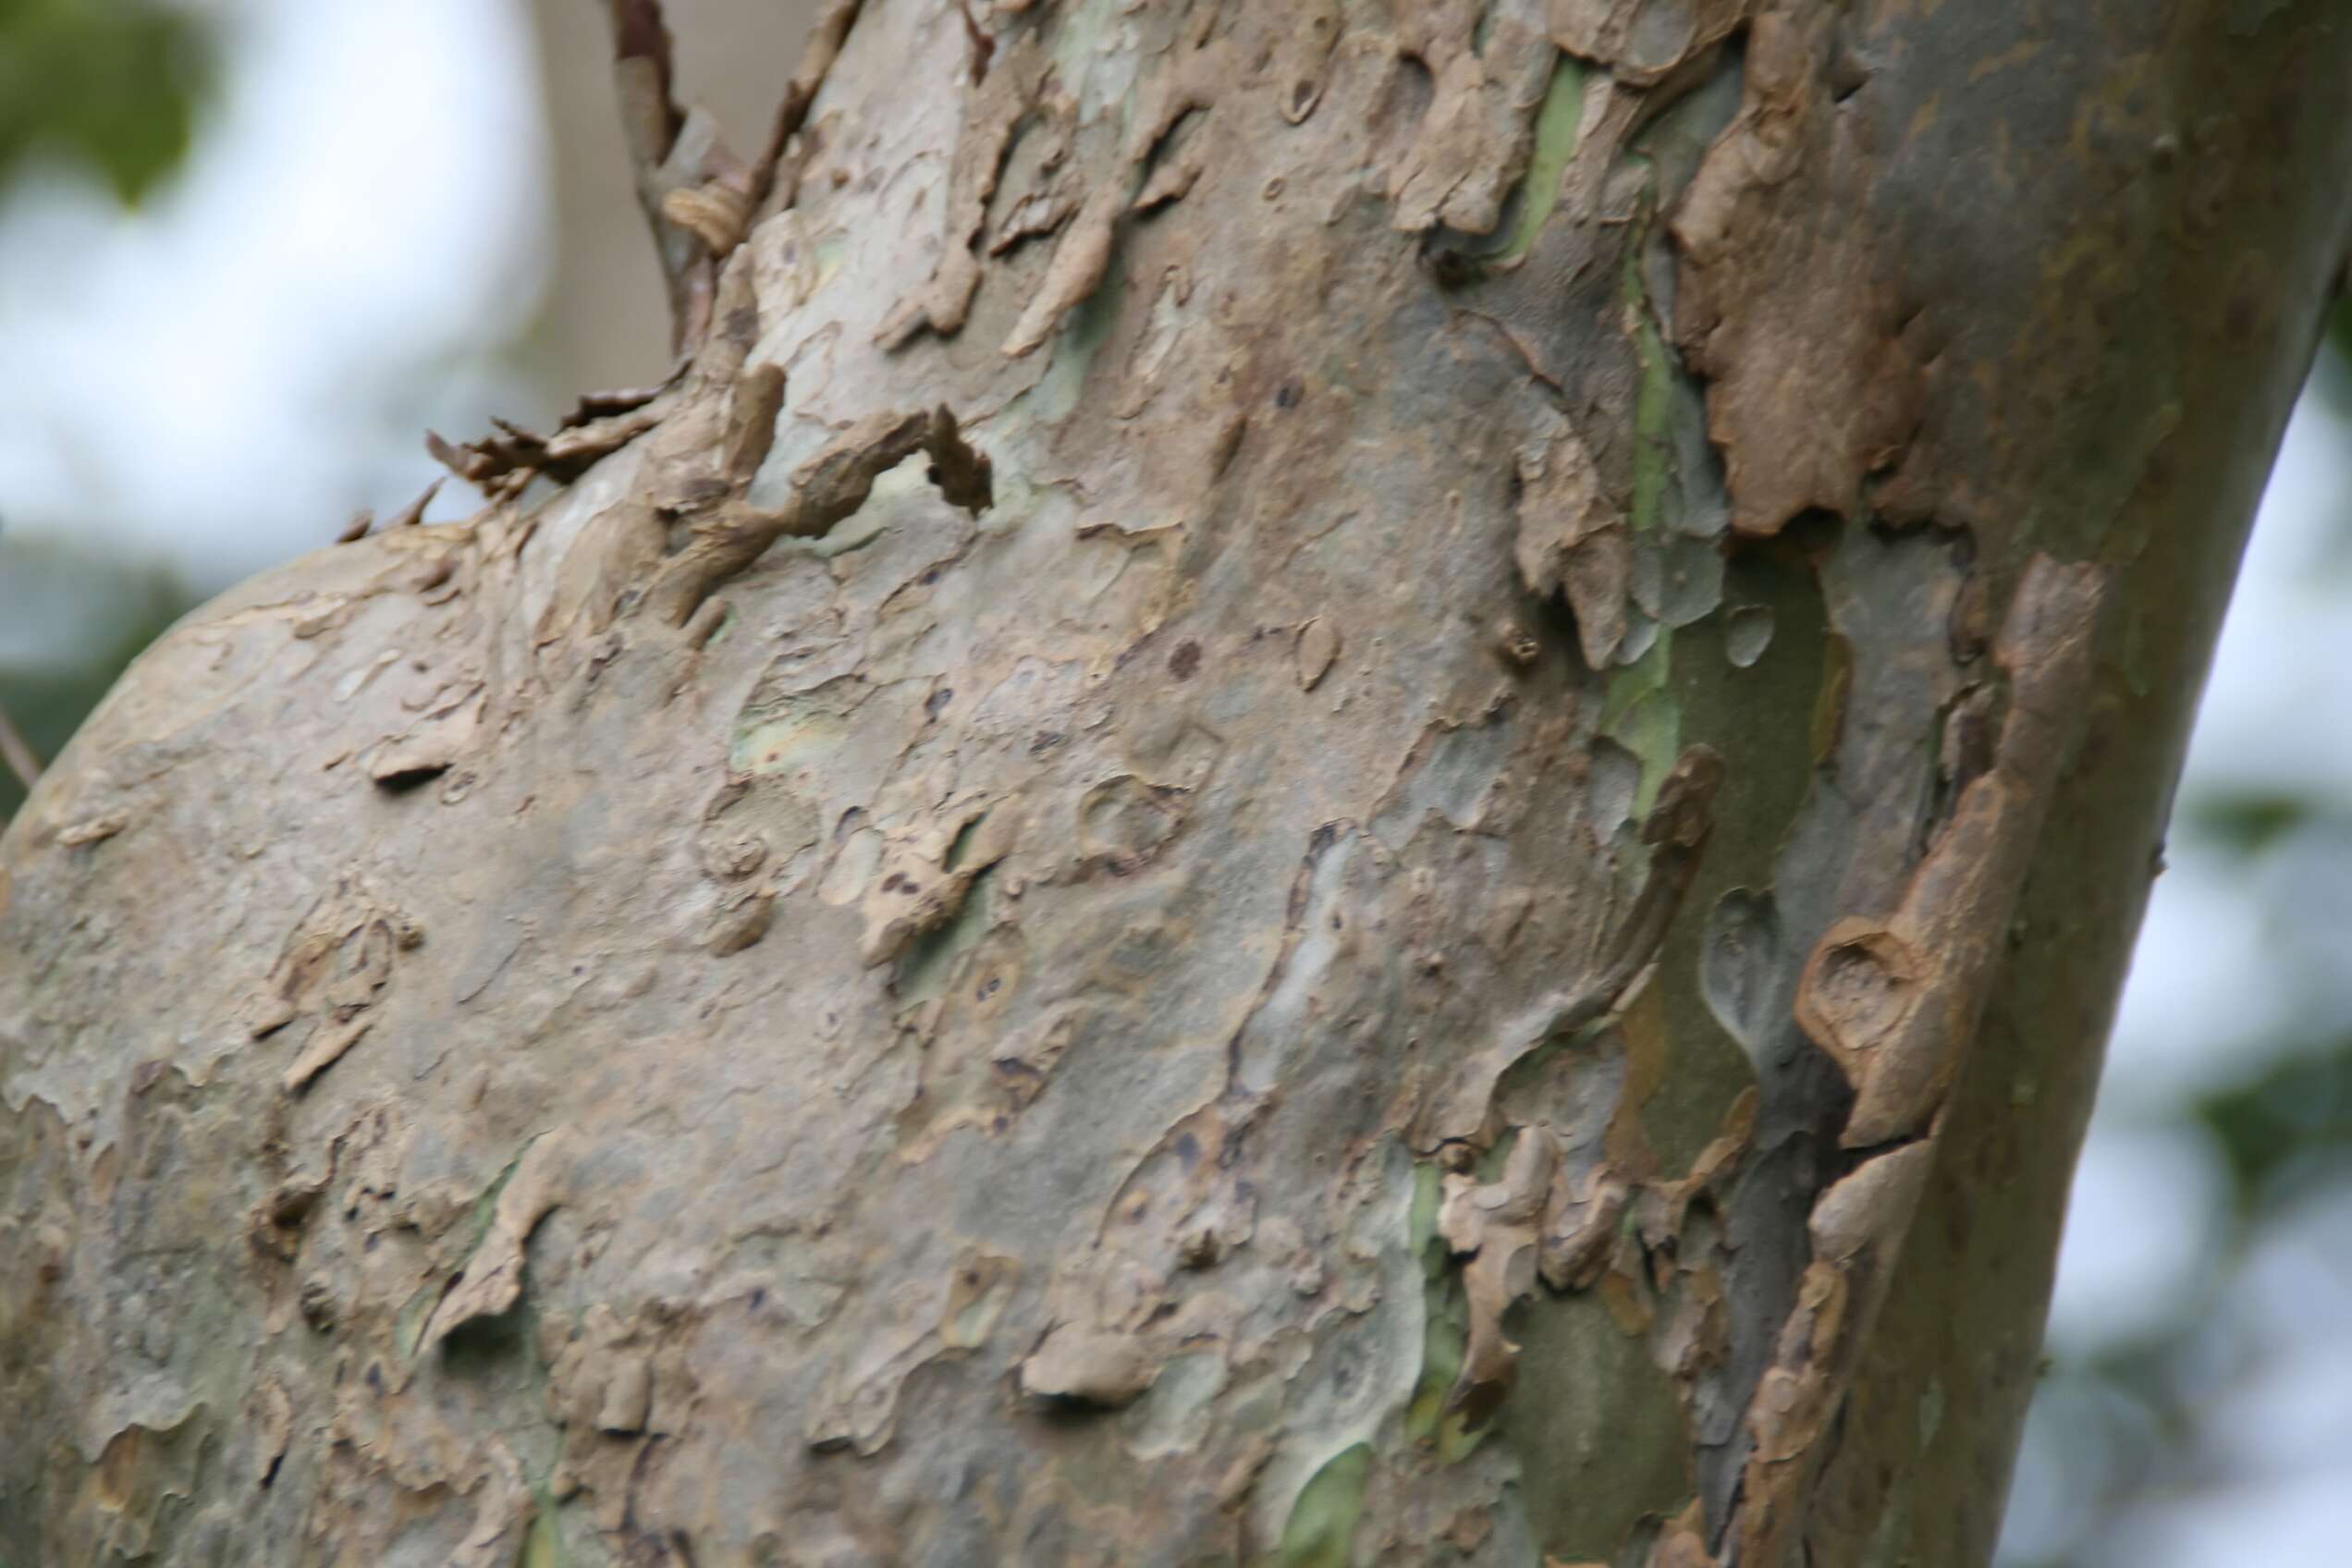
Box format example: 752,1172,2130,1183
5,3,2350,1566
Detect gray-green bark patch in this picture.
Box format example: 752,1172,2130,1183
1259,1442,1371,1568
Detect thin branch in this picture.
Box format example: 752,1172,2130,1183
745,1,869,216
598,1,871,361
605,0,683,165
0,698,43,795
601,0,710,356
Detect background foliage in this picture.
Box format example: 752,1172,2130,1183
0,0,206,202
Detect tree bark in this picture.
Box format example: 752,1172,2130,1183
4,4,2347,1566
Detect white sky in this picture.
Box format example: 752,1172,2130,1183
0,0,549,593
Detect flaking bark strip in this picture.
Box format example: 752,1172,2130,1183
1733,557,2108,1560
1795,555,2111,1147
1436,1123,1560,1423
1433,744,1726,1416
722,362,789,483
1390,0,1559,236
641,405,993,627
876,37,1047,349
1518,742,1724,1041
1734,1141,1935,1566
420,1133,573,1350
1670,6,1927,536
1001,27,1229,359
1551,0,1750,85
1514,415,1630,669
1431,743,1721,1145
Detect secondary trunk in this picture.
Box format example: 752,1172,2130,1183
4,3,2346,1565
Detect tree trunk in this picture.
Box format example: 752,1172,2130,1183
4,4,2346,1565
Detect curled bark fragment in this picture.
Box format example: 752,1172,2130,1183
561,383,670,424
1274,2,1341,125
429,414,653,494
706,884,777,955
425,429,502,486
1646,1499,1720,1567
876,39,1046,349
858,800,1018,965
421,1133,572,1350
1671,6,1926,535
1294,617,1341,690
661,178,750,254
368,682,484,790
642,405,992,628
1390,0,1558,236
384,479,441,532
1539,1168,1629,1291
1438,1123,1559,1423
1736,1142,1935,1565
251,1378,293,1488
1514,417,1629,669
1552,0,1750,85
1796,556,2110,1145
1019,1323,1162,1408
540,401,670,478
721,361,789,483
1001,35,1227,358
55,812,126,849
281,1015,373,1094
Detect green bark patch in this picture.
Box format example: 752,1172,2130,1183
1501,1290,1692,1562
1258,1442,1371,1568
1027,264,1122,427
1492,55,1585,267
1406,1158,1484,1462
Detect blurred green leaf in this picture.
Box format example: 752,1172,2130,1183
2197,1040,2352,1216
2187,791,2315,855
0,0,210,203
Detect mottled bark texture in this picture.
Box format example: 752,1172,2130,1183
4,3,2348,1564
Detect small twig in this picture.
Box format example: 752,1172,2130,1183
606,0,683,161
0,697,43,794
602,0,712,355
745,1,869,216
600,1,871,361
